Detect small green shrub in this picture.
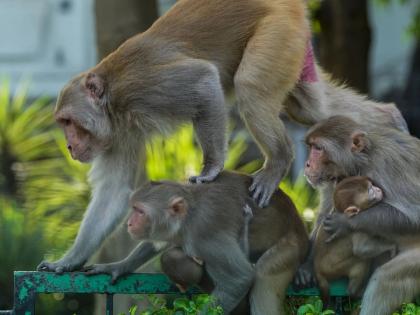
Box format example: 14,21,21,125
392,302,420,315
120,294,223,315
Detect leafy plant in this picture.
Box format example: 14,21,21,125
296,297,335,315
146,125,249,181
392,302,420,315
120,295,223,315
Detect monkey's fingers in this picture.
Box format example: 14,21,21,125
325,232,339,243
192,257,204,265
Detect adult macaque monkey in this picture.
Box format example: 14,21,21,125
303,116,420,315
39,0,407,273
314,176,396,302
85,171,308,315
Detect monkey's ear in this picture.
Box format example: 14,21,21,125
351,131,367,153
169,197,187,217
85,72,105,100
343,206,360,217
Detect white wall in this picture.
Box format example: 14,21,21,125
0,0,97,97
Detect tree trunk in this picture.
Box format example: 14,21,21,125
95,0,158,59
94,1,158,314
402,41,420,137
317,0,371,93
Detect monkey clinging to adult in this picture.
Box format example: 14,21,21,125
314,176,396,302
39,0,407,274
301,116,420,315
84,171,309,315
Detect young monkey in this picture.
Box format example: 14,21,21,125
314,176,396,301
88,171,308,315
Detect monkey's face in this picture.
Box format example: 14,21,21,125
305,116,369,187
127,202,152,240
366,181,383,207
128,184,188,241
55,72,112,163
304,138,344,187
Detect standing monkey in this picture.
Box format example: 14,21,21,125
84,171,309,315
314,176,395,302
38,0,407,273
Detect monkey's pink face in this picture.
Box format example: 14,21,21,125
304,139,338,187
57,118,95,162
127,202,151,240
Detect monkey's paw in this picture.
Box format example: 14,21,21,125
250,170,280,207
293,261,317,290
82,264,126,284
37,260,83,273
189,164,223,184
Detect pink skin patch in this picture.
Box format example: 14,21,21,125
299,40,318,83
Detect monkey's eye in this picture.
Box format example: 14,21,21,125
58,118,71,126
312,143,323,151
133,207,145,216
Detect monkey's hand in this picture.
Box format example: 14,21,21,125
82,263,127,284
37,259,85,273
323,212,352,243
293,261,317,289
250,168,281,207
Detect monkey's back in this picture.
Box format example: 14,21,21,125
145,0,308,87
202,171,309,262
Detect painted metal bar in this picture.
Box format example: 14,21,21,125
106,293,113,315
8,271,349,315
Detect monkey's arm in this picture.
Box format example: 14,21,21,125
38,163,133,272
84,242,166,283
323,202,416,242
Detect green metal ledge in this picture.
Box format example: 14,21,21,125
2,271,349,315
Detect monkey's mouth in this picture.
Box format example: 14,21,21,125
70,146,92,163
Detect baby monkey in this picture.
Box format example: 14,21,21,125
314,176,396,301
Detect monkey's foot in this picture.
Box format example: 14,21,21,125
250,169,281,207
37,260,84,273
82,263,127,284
189,164,223,184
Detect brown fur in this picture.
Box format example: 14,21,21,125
314,176,387,301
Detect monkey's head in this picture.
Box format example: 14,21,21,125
304,116,370,187
54,72,112,162
333,176,383,217
127,181,190,241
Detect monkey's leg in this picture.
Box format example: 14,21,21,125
360,249,420,315
250,239,300,315
166,58,227,183
234,16,306,207
197,238,254,314
347,261,370,298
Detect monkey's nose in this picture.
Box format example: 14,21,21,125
305,161,310,168
67,144,72,152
